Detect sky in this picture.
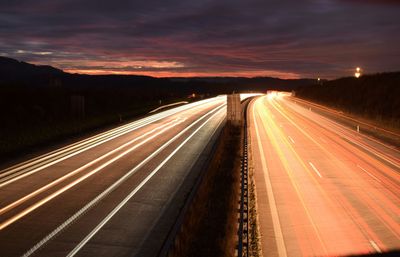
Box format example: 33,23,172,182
0,0,399,79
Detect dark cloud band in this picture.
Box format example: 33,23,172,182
0,0,399,78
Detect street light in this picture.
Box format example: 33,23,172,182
355,67,361,78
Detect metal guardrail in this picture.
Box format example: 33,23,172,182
238,101,250,257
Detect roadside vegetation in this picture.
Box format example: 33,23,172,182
248,155,261,257
296,72,400,131
0,84,194,162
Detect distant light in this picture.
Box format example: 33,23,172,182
355,67,362,78
317,78,321,81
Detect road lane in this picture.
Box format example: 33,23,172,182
68,106,224,257
249,93,400,256
0,98,223,211
0,98,218,186
0,96,228,257
0,118,185,226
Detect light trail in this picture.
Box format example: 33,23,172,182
0,117,188,230
0,118,183,216
257,99,329,255
357,165,382,183
252,98,288,257
275,98,400,184
66,105,225,257
283,98,400,168
293,97,400,138
0,97,224,188
21,104,225,257
273,97,400,205
271,96,400,239
249,93,400,256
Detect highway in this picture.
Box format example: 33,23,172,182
249,93,400,257
0,96,227,257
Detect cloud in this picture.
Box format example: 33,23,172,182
0,0,399,78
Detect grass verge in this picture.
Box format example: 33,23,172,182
247,134,262,257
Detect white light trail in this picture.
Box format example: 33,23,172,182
21,104,225,257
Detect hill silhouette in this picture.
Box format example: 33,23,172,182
0,56,313,92
0,56,63,80
0,56,314,160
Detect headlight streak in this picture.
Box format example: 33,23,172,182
0,97,225,188
271,97,400,241
268,95,400,254
252,97,288,257
66,106,225,257
0,118,183,217
256,98,329,255
0,117,189,231
21,104,225,257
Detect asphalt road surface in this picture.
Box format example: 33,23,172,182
249,93,400,257
0,96,227,257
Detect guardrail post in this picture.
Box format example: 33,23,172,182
238,100,249,257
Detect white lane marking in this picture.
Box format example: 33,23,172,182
309,162,322,178
288,136,295,144
0,117,160,186
21,105,225,257
286,100,400,168
1,98,223,181
66,108,225,257
253,100,288,257
0,119,182,216
0,97,224,187
0,112,170,176
0,119,188,230
369,240,382,253
357,165,382,183
272,98,400,180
